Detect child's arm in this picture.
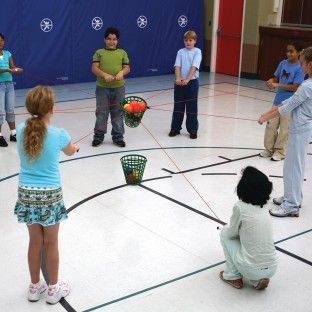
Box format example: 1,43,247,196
175,66,183,85
91,63,115,82
267,81,300,92
182,66,197,86
266,77,278,89
9,56,23,73
258,106,279,124
222,204,241,239
62,142,79,156
0,56,23,74
115,65,130,81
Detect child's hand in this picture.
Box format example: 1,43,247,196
258,115,265,125
10,67,23,74
75,144,80,153
181,79,190,86
115,72,123,81
175,79,182,86
103,73,115,82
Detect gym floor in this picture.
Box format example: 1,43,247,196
1,72,311,312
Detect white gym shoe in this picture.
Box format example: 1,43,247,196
269,205,299,217
273,196,284,205
273,196,301,208
259,150,273,158
28,280,47,302
271,153,284,161
46,281,70,304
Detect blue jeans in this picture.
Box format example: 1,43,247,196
93,85,125,142
0,81,15,124
170,79,199,133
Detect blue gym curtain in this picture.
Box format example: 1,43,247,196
0,0,203,89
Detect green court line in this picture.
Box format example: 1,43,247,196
82,227,312,312
82,261,225,312
274,228,312,245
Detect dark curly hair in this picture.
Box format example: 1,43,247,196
236,166,272,207
104,27,119,40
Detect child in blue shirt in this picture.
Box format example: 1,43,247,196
260,42,304,161
259,47,312,217
15,86,79,304
169,30,202,139
0,32,23,147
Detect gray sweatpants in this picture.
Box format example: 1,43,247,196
282,129,312,210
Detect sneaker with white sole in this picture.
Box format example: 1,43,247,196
28,280,48,302
273,196,301,208
259,150,272,158
271,153,284,161
46,281,70,304
273,196,284,205
269,205,299,217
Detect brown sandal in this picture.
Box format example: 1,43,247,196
219,271,243,289
255,278,270,290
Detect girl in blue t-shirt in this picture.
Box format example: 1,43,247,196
0,33,23,147
15,86,79,304
260,42,304,161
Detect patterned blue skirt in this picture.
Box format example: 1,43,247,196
14,187,68,226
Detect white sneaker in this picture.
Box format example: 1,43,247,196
46,281,70,304
273,196,284,205
259,150,272,158
273,196,301,208
28,280,47,302
269,205,299,217
271,153,284,161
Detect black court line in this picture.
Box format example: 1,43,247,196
275,246,312,266
161,168,175,174
40,251,77,312
269,175,306,181
141,184,312,267
202,173,237,176
39,175,171,312
66,175,172,213
162,153,259,174
218,156,232,161
139,184,225,225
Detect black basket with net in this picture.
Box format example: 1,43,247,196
121,96,147,128
120,154,147,185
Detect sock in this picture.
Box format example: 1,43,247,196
49,282,59,291
31,280,41,287
11,129,16,135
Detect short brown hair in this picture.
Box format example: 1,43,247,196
184,30,197,40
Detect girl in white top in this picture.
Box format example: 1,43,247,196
219,166,278,290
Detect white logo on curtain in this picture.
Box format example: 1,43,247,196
137,15,147,28
40,18,53,32
92,17,103,30
178,15,188,27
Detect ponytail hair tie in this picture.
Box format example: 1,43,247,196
32,114,38,118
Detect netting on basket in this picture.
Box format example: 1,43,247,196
121,96,147,128
120,154,147,185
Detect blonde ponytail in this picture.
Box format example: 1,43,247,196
23,86,54,162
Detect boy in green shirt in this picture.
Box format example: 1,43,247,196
91,27,130,147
